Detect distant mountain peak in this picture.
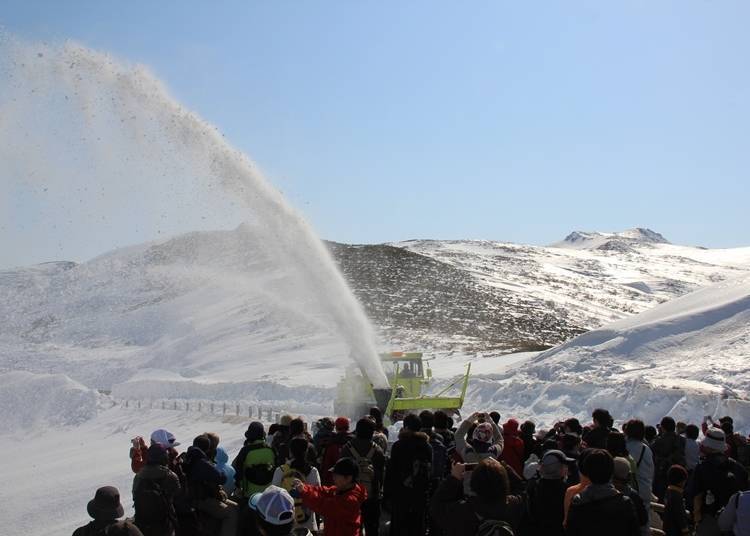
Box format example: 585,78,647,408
559,228,669,249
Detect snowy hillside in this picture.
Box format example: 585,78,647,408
460,273,750,430
2,226,749,401
394,228,750,350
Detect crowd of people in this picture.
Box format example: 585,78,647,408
72,407,750,536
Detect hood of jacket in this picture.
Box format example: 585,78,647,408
503,419,520,436
215,446,229,466
184,445,208,467
398,429,430,443
574,483,619,505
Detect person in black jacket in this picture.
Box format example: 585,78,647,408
430,457,521,536
525,450,573,536
690,427,748,532
582,409,612,449
341,417,386,536
183,434,238,536
566,449,639,536
384,414,433,536
652,417,686,500
72,486,144,536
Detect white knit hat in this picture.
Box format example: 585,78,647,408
702,428,727,453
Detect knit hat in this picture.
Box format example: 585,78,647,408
473,422,494,444
151,429,180,448
540,450,575,479
702,428,727,452
147,443,169,465
335,416,350,432
87,486,125,520
612,457,632,482
245,421,266,442
249,485,295,526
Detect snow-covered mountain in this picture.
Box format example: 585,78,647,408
353,228,750,352
1,226,749,399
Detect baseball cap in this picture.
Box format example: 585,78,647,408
248,485,295,526
330,457,359,479
540,450,575,479
151,429,180,448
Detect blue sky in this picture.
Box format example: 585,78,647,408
1,1,749,265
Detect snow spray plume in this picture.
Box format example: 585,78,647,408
0,38,389,388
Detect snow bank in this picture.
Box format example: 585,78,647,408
0,371,98,430
464,274,750,430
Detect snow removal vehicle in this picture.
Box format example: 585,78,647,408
334,351,471,423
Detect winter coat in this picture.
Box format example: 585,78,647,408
214,447,235,496
525,477,568,536
231,439,276,497
383,429,433,504
689,452,749,516
429,475,522,536
652,432,686,474
271,427,291,466
625,438,654,507
320,432,355,486
436,427,456,451
582,426,609,449
455,418,504,463
272,464,321,532
341,438,386,498
662,486,689,536
718,490,750,535
132,464,181,501
72,520,144,536
500,421,525,476
566,483,640,536
300,483,367,536
182,446,226,501
683,437,700,471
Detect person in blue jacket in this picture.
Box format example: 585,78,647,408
215,446,236,496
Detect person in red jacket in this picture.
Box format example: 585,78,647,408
293,457,367,536
500,419,526,476
130,429,181,474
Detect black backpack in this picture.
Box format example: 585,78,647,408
134,478,175,529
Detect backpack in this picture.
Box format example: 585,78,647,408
476,514,514,536
731,491,750,535
279,464,312,525
705,460,741,515
403,458,431,491
133,478,174,529
243,443,275,494
349,443,377,497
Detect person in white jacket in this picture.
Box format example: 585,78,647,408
271,438,321,533
625,419,654,536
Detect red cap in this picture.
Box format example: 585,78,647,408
334,417,350,431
